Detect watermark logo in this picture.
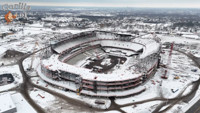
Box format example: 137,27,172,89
2,2,31,24
5,11,17,24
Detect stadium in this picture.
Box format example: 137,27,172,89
37,31,161,97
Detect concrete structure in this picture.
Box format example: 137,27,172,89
38,31,161,97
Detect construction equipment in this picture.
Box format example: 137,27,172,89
37,94,45,98
174,76,180,79
161,42,174,79
76,88,82,95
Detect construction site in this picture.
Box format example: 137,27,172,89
1,6,200,113
37,31,161,97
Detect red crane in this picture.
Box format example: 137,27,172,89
161,42,174,79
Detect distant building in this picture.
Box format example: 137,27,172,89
0,93,17,113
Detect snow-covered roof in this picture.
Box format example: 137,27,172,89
0,93,16,113
140,41,160,58
132,38,160,58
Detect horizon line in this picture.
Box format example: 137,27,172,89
1,2,200,9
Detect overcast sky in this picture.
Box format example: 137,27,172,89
1,0,200,8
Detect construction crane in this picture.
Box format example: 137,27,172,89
27,42,39,71
161,42,174,79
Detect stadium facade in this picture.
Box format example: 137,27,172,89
37,31,161,97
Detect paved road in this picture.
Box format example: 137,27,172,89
18,49,47,113
186,99,200,113
31,83,102,112
185,55,200,113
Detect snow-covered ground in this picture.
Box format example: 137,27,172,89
0,46,6,58
0,23,90,54
113,48,200,113
31,77,111,110
11,92,37,113
0,65,23,92
0,92,37,113
158,34,200,44
29,88,56,108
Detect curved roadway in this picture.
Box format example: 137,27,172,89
16,46,200,113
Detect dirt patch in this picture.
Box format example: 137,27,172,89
85,55,126,73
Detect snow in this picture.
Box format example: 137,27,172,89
158,34,200,44
1,17,200,112
23,54,40,70
100,40,144,52
37,66,146,97
0,65,23,92
42,55,142,81
0,93,16,113
113,49,200,113
177,32,193,35
182,34,200,39
132,38,160,58
54,32,158,57
58,29,90,34
121,101,161,113
194,53,200,58
54,36,96,53
29,88,56,108
31,77,111,109
0,23,92,55
104,48,136,56
11,92,37,113
44,32,161,82
0,46,6,58
140,42,160,59
101,58,111,66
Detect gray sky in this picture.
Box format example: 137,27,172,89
1,0,200,8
